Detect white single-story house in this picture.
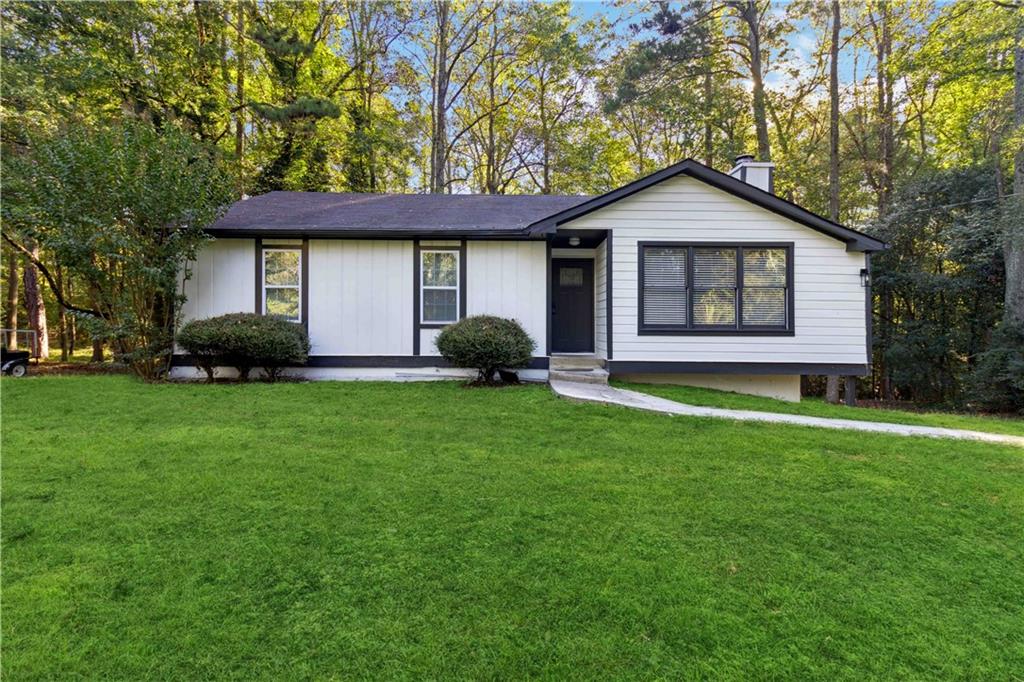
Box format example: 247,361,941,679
172,156,886,400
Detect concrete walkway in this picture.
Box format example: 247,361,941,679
549,380,1024,448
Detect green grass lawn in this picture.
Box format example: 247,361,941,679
613,380,1024,437
3,377,1023,679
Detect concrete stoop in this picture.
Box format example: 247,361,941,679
548,368,610,385
548,355,608,385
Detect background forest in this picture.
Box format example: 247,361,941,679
1,0,1022,409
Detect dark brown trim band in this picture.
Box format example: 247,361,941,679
545,239,552,355
171,355,550,370
865,252,873,366
414,241,466,355
605,234,613,360
305,355,548,369
209,229,544,240
300,238,309,329
254,238,263,313
459,239,467,320
607,361,870,376
413,239,421,355
257,240,307,325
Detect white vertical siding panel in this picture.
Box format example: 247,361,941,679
308,240,413,356
466,241,546,352
179,238,255,323
562,175,868,365
420,328,442,356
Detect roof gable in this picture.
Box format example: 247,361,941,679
527,159,887,253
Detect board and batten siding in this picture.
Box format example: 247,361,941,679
179,238,256,322
421,241,546,355
467,241,546,346
560,175,867,365
308,239,413,356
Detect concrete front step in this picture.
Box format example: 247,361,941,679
549,355,606,371
548,368,609,385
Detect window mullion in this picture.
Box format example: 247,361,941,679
687,246,694,330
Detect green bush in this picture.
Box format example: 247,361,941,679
176,316,226,382
176,313,310,382
435,315,535,383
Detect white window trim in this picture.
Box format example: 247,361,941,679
420,249,460,325
262,247,302,323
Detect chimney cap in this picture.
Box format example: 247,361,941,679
734,153,755,165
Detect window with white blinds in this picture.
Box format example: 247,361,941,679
641,247,688,325
639,243,792,334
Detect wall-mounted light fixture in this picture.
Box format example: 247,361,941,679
860,268,871,288
568,236,581,247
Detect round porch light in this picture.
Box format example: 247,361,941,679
568,236,581,246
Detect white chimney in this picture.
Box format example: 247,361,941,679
728,154,775,193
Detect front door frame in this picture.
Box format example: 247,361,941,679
550,256,595,354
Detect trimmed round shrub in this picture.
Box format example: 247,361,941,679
176,316,229,382
176,313,310,382
435,315,535,383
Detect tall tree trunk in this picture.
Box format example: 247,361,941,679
703,66,714,165
485,21,498,194
738,1,771,161
874,0,894,216
5,251,19,350
1005,20,1024,326
68,275,76,355
56,266,69,360
828,0,841,222
23,243,49,359
429,1,450,193
826,376,840,404
539,76,551,194
235,0,246,196
826,2,844,403
89,287,104,362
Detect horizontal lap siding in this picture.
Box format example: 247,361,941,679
180,238,255,322
466,241,546,352
308,240,413,355
562,176,867,365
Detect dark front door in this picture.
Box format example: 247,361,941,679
551,258,594,352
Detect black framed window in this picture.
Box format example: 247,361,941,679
420,249,460,324
638,242,793,335
262,247,302,323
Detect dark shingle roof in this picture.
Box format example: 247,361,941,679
208,191,590,237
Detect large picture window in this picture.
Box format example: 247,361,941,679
420,250,460,324
638,242,793,335
263,248,302,322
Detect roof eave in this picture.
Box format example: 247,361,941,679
205,227,542,239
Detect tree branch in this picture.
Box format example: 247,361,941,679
1,233,104,318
